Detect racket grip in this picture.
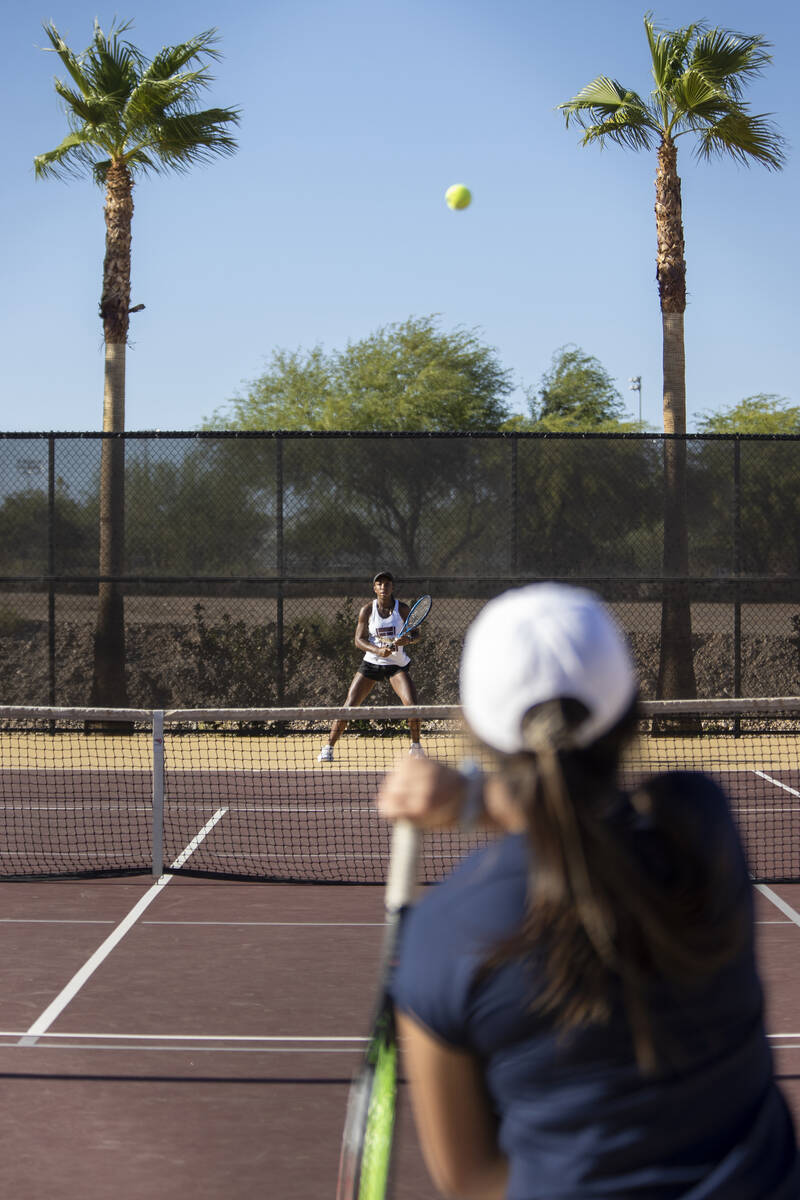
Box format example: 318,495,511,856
385,820,420,912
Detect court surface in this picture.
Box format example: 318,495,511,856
0,870,799,1200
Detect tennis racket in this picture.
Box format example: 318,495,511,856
376,594,432,648
336,820,421,1200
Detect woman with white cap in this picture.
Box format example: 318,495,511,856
377,583,799,1199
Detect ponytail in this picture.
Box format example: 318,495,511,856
482,698,748,1074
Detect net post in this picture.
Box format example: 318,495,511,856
152,710,164,878
47,434,56,711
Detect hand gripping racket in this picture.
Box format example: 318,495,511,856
377,594,432,648
336,821,421,1200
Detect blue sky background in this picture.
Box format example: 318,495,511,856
2,0,797,432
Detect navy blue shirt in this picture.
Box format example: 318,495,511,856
392,773,800,1199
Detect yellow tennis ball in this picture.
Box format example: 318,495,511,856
445,183,472,211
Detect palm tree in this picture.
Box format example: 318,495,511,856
560,13,785,698
35,20,239,706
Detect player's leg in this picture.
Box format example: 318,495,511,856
319,671,375,761
389,668,423,755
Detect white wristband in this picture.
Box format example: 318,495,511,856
457,760,484,830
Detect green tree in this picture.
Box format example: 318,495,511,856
123,441,273,575
516,345,636,431
508,345,663,580
34,19,239,706
697,394,799,434
693,398,800,586
0,487,93,575
206,316,515,431
206,317,516,576
559,14,785,699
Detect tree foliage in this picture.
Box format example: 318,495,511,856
696,394,800,434
0,488,94,575
205,316,515,432
123,441,273,575
34,20,240,185
514,344,636,431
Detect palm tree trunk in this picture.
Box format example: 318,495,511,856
91,162,132,707
655,139,697,700
92,345,128,707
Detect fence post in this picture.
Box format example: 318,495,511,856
276,435,285,703
733,437,742,701
47,435,56,706
510,435,518,574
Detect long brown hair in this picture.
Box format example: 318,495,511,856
483,697,749,1073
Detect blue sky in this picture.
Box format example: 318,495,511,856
2,0,797,432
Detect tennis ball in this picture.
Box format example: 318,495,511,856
445,183,472,211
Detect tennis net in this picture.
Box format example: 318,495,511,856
0,701,798,883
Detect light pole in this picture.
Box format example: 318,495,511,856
629,376,642,423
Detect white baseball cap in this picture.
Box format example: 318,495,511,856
459,583,637,754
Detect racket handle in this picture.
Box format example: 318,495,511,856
385,820,420,913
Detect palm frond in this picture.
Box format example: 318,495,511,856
143,29,222,82
695,111,787,170
145,109,241,173
34,130,106,180
37,19,239,186
669,70,731,121
690,29,774,101
41,21,93,98
644,13,701,91
84,25,142,107
124,68,216,127
52,79,122,131
560,76,657,150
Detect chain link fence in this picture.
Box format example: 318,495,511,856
1,431,799,707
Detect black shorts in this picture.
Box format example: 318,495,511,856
358,661,410,681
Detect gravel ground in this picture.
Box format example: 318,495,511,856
2,620,798,708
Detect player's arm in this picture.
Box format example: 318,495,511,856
396,1011,508,1199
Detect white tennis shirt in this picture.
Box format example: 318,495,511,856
363,598,410,667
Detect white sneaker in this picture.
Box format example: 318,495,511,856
408,743,425,758
318,745,334,762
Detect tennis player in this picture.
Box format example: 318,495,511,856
377,583,800,1199
318,571,423,762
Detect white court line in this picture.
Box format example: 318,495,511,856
753,770,800,798
756,883,800,929
748,768,800,923
748,769,800,928
3,1031,364,1042
1,919,115,925
17,808,228,1048
1,919,383,927
735,807,800,815
141,920,385,927
0,1043,361,1055
3,1030,798,1052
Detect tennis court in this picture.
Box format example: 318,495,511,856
1,703,799,1197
